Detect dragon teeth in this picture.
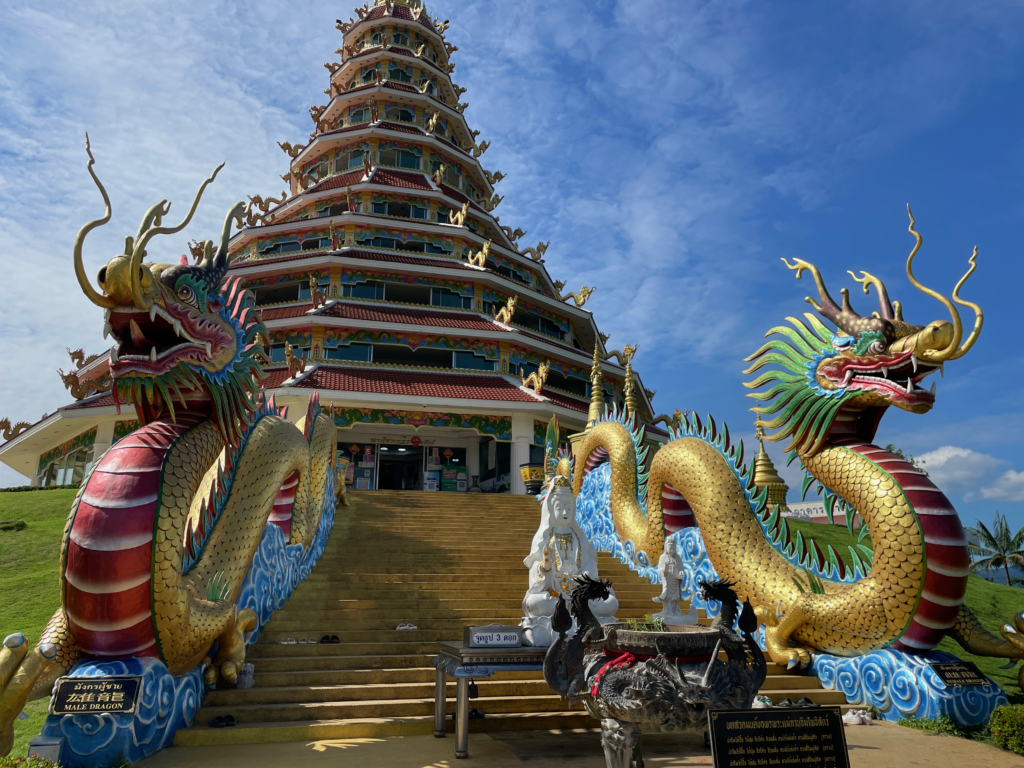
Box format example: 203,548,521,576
880,366,887,378
150,304,157,322
930,381,936,395
110,347,118,363
150,347,157,363
911,355,918,374
205,341,212,357
906,378,914,394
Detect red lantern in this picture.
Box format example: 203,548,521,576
411,436,422,447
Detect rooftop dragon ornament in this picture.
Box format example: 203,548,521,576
0,138,337,757
573,208,1024,679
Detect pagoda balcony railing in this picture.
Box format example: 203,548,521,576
300,151,482,204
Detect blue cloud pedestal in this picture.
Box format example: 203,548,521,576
40,657,204,767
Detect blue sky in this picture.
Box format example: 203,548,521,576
1,0,1022,534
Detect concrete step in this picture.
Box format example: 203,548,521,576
174,711,597,747
251,667,541,688
205,678,554,706
195,693,576,724
251,654,434,673
266,607,664,621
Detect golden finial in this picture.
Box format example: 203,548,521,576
588,342,604,428
623,345,638,417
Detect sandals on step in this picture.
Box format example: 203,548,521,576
278,637,297,645
320,635,341,644
396,624,418,631
208,715,237,728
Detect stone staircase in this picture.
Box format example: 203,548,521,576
175,490,845,746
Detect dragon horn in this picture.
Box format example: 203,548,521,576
128,162,225,309
904,205,981,362
781,257,861,334
200,200,248,288
74,134,116,309
847,270,895,320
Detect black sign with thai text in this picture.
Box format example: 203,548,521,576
51,676,141,715
708,706,850,768
929,661,989,687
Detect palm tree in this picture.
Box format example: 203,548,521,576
966,512,1024,587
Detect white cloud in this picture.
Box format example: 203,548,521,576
915,446,1008,493
981,470,1024,503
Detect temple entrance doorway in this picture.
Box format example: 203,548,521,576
377,445,423,490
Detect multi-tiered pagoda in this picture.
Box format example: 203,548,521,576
1,0,663,494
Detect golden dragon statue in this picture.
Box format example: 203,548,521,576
572,208,1024,678
554,281,595,307
520,241,550,262
57,369,113,400
0,138,339,756
520,360,550,394
493,294,518,325
0,419,31,441
468,240,490,267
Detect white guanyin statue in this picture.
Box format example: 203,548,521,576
520,475,618,646
651,536,698,624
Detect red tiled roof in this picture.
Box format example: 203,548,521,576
310,170,364,192
231,252,326,269
377,120,425,135
539,389,589,413
320,123,371,138
318,301,505,331
383,81,418,93
65,393,117,410
371,167,432,189
260,305,310,321
289,365,538,403
364,4,435,30
336,82,376,96
439,184,485,213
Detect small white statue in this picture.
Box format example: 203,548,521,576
652,537,697,624
520,476,618,646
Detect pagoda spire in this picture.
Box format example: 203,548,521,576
753,418,791,515
588,343,605,427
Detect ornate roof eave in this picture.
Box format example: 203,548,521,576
337,43,452,86
258,299,630,375
340,7,445,51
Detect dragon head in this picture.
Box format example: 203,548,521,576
745,207,983,456
73,136,266,443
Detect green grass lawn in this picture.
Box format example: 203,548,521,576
786,517,1024,703
0,489,77,758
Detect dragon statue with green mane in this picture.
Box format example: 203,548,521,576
0,138,338,758
572,208,1024,684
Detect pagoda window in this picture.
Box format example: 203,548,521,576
546,370,586,397
317,201,350,217
384,282,430,305
410,203,427,219
454,351,496,371
253,282,301,305
350,107,372,124
432,121,447,139
258,241,302,256
371,31,384,46
389,66,412,83
495,264,531,285
436,208,450,224
361,68,378,84
372,344,451,368
466,218,479,233
301,238,327,251
420,79,436,96
342,281,385,300
384,106,415,123
325,343,372,362
431,287,472,310
392,29,410,46
356,235,451,256
378,147,420,168
444,166,460,187
538,317,565,340
344,149,365,169
41,445,94,487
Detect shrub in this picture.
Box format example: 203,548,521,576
897,714,984,740
0,757,60,768
990,704,1024,755
0,521,27,532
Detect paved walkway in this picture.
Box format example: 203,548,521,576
137,722,1023,768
